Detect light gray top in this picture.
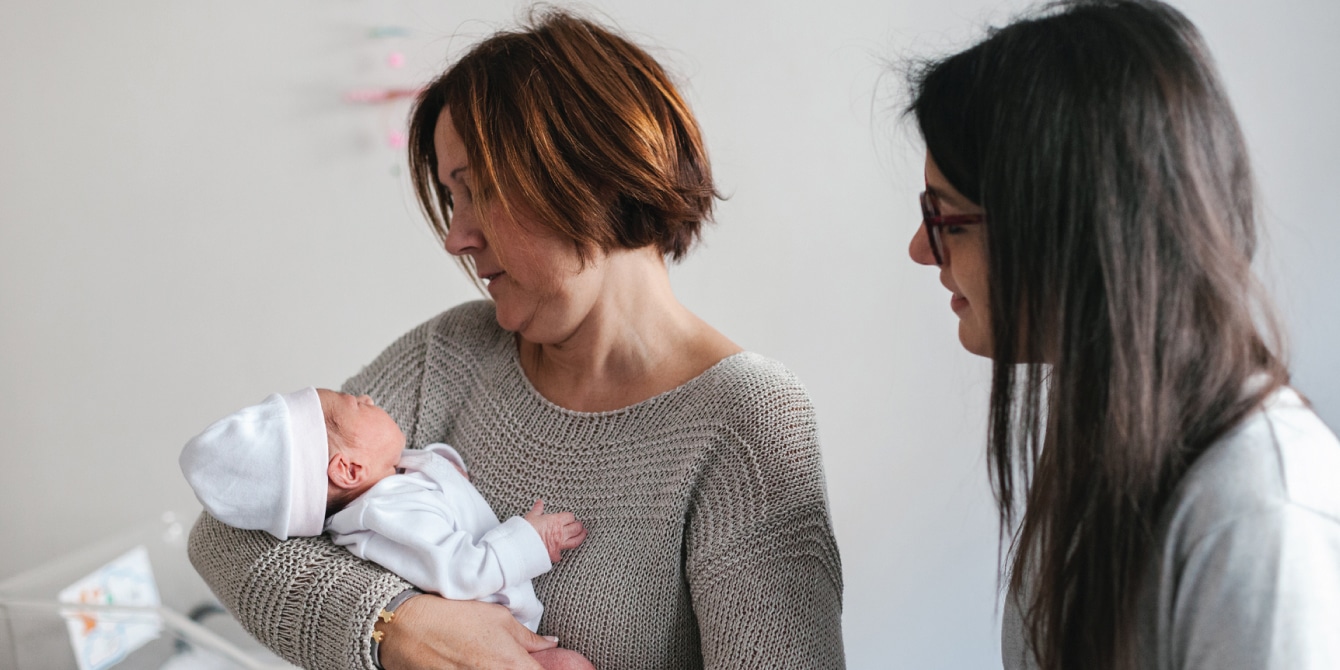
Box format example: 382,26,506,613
188,300,845,670
1003,387,1340,669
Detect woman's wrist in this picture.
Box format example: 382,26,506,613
370,587,424,670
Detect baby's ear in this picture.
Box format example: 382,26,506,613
327,452,365,490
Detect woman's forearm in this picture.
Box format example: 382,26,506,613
188,511,410,669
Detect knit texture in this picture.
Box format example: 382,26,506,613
189,300,845,669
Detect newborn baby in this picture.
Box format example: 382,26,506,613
180,387,591,669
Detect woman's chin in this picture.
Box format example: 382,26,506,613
957,322,994,359
492,303,527,334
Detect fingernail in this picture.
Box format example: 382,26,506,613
544,635,560,643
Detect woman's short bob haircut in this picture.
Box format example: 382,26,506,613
407,9,718,265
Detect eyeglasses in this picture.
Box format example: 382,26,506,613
920,188,986,265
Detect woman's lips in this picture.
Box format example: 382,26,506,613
480,271,504,285
950,294,969,312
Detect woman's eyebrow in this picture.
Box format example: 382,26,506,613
928,183,974,210
925,183,954,204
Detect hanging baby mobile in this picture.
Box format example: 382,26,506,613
344,25,423,175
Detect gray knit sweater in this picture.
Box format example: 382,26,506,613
188,300,845,669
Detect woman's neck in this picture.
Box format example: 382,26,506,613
517,249,739,412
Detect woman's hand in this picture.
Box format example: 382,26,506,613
379,595,556,670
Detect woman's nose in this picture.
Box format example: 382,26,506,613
443,208,485,256
909,224,937,266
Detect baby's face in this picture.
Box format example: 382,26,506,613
316,389,404,484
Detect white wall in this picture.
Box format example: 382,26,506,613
2,1,1336,668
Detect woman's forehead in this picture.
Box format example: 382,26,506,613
924,153,976,210
433,110,469,182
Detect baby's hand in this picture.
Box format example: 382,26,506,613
523,499,586,563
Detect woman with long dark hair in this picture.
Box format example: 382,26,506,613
906,1,1340,668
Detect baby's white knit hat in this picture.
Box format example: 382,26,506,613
180,388,329,539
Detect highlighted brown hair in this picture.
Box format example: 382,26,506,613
407,9,718,266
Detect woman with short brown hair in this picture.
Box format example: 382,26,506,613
189,10,845,670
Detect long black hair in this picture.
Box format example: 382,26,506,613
908,1,1288,668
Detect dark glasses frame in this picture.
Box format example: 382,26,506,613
919,187,986,265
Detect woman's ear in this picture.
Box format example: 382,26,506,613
327,452,365,490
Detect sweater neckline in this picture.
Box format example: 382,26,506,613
502,336,755,419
